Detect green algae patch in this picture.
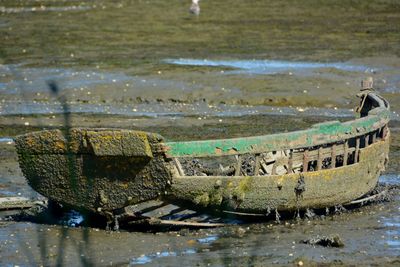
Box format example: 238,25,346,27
15,128,173,215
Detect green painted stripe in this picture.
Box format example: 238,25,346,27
165,108,389,158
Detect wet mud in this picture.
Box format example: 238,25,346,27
1,0,400,266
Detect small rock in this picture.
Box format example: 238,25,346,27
301,234,344,247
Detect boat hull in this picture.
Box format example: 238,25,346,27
15,129,174,215
168,137,389,213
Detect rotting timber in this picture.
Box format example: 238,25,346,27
15,84,390,222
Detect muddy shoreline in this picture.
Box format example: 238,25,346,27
0,115,399,266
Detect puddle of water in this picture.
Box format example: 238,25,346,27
165,58,372,75
197,235,219,244
381,214,400,250
130,249,198,265
379,174,400,185
0,137,13,144
129,236,217,265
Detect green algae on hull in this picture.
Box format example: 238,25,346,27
14,128,174,215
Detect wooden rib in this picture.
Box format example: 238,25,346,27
287,149,293,173
355,138,360,163
234,155,242,176
254,154,261,176
0,197,38,210
271,162,277,175
331,144,336,168
343,140,348,166
365,134,370,147
291,145,354,162
303,149,309,172
260,158,269,175
316,147,323,170
382,125,388,139
173,158,185,176
372,131,377,143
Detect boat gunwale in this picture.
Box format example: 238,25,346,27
165,92,390,158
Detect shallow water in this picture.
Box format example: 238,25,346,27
164,58,373,75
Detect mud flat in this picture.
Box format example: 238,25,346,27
1,0,400,265
0,116,399,266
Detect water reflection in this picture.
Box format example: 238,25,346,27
129,236,217,265
381,215,400,250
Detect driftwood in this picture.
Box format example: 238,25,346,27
345,190,387,205
0,197,38,210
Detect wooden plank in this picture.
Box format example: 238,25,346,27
260,158,269,175
365,134,370,147
254,154,261,176
343,140,348,166
234,155,242,176
173,158,185,176
355,138,360,163
316,147,323,170
288,149,293,173
331,144,336,168
0,197,36,210
271,162,277,175
303,149,309,172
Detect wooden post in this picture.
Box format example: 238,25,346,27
173,158,185,176
303,149,309,172
355,137,360,163
254,154,261,176
235,155,242,176
260,158,269,175
316,147,323,170
287,149,293,174
382,125,388,139
271,162,277,175
343,140,348,166
365,134,370,147
372,131,376,143
331,144,336,168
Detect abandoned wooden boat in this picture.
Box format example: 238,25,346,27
15,86,390,220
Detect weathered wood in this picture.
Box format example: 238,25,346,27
166,102,389,158
288,149,293,173
260,158,269,175
316,147,323,171
234,155,242,176
355,138,360,163
254,154,261,176
343,141,349,166
331,144,336,168
365,134,370,147
303,149,309,172
382,125,388,139
0,197,36,210
271,162,277,175
173,158,185,176
346,190,387,205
